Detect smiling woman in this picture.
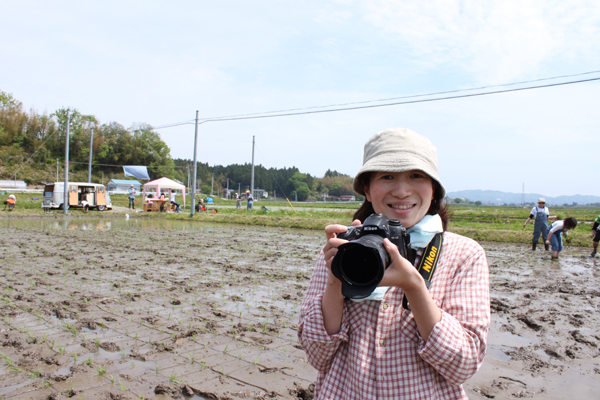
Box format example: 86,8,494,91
298,128,490,400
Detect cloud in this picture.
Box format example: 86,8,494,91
362,0,600,82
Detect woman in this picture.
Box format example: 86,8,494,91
298,128,490,399
545,217,577,260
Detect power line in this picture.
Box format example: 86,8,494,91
200,69,600,120
203,76,600,122
150,70,600,129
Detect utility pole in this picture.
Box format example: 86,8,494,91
87,127,94,183
238,183,240,195
211,173,214,196
250,135,255,199
191,111,199,216
56,159,59,181
63,110,70,215
226,178,229,199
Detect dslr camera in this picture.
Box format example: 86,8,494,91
331,213,411,299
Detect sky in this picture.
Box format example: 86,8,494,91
1,0,599,197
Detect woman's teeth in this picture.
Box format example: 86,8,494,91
390,204,413,210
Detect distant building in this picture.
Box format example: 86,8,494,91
0,180,27,190
107,179,142,194
340,195,356,201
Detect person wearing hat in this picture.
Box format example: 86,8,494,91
299,128,490,400
246,190,253,211
235,192,241,209
128,184,136,210
523,198,556,250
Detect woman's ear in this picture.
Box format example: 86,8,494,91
364,184,372,202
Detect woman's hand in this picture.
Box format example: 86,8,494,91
379,238,424,292
322,220,361,285
320,220,361,335
545,239,550,245
380,238,441,340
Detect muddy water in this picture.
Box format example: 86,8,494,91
0,219,599,399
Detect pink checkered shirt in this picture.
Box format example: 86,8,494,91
298,232,490,399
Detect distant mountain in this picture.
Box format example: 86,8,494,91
446,189,600,206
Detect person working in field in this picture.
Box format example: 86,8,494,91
591,214,600,257
246,190,253,211
523,198,556,251
298,128,490,399
545,217,578,260
3,194,16,211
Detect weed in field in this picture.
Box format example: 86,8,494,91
1,353,22,372
97,365,107,376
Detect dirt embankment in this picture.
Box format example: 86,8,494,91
0,221,598,399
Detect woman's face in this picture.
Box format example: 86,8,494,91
364,170,434,229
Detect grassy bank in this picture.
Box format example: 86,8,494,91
2,193,598,246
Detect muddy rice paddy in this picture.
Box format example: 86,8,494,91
0,218,599,399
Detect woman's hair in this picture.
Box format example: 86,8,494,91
353,172,451,231
564,217,577,229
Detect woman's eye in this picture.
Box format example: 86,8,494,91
380,175,394,180
410,173,425,179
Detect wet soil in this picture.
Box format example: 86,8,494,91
0,220,598,399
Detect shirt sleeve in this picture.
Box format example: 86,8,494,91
416,239,490,386
298,251,350,373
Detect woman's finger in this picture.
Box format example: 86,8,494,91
324,224,351,239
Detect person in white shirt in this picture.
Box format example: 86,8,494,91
169,191,180,213
546,217,577,260
128,184,136,209
523,198,556,251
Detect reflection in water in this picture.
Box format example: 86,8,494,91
0,217,216,232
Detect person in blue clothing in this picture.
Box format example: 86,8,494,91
545,217,577,260
523,198,556,251
246,190,253,211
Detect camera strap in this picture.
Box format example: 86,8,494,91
402,233,443,311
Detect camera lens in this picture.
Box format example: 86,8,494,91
338,245,380,285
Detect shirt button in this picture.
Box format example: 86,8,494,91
372,374,377,381
379,339,384,346
382,303,389,310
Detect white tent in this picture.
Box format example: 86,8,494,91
142,177,186,208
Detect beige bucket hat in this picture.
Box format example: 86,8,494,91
353,128,445,197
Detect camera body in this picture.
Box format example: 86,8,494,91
331,213,411,299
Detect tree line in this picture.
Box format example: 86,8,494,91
0,90,360,200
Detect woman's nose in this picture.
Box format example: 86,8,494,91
390,177,412,197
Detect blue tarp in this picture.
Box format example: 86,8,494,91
123,166,150,180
